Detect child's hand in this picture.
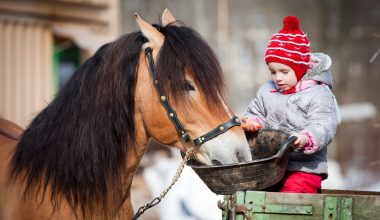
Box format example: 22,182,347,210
241,118,263,132
293,134,309,150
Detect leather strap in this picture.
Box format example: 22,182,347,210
145,47,191,142
193,116,241,146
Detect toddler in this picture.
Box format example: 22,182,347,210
242,16,340,193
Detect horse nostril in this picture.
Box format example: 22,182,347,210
236,151,245,163
212,160,222,165
236,151,241,158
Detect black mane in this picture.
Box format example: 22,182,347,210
156,23,225,105
10,23,225,219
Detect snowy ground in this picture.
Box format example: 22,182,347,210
323,160,380,191
141,153,222,220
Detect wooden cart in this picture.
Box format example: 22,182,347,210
218,189,380,220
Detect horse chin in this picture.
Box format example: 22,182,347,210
195,153,212,165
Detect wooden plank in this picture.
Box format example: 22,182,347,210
322,189,380,196
227,191,380,220
350,194,380,219
264,192,325,219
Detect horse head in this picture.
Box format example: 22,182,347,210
134,10,251,165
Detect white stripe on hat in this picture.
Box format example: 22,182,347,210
273,33,307,37
265,54,310,65
266,47,310,56
269,39,310,47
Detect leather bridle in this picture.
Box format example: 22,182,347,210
145,47,241,148
133,47,241,220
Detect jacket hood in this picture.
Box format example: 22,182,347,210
303,53,333,88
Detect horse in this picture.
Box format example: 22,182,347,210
0,9,251,220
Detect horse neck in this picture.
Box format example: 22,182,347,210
126,110,149,180
0,118,23,140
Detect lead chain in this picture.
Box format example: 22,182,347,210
132,145,196,220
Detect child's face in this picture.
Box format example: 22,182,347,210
268,62,298,91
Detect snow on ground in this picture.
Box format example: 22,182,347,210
323,160,380,191
322,160,346,189
142,152,222,220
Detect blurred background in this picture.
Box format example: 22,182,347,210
1,0,379,219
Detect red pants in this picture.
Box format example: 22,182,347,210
279,171,322,193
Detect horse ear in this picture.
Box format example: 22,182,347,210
162,8,177,26
134,13,164,57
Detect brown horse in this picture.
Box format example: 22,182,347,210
0,9,251,220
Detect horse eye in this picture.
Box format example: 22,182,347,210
184,81,195,91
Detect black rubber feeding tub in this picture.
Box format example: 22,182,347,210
187,129,297,195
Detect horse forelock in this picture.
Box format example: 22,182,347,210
10,31,146,219
156,24,226,107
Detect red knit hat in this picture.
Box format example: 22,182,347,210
265,16,311,81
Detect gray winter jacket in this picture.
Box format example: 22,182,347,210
244,53,340,178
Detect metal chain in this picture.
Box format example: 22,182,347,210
132,145,196,220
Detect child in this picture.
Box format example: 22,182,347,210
242,16,340,193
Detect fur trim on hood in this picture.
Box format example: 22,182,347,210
303,53,333,88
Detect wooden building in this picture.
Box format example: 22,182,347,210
0,0,120,127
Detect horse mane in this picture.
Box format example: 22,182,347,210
11,31,145,218
156,23,225,106
10,23,225,219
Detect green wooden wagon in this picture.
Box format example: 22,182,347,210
218,189,380,220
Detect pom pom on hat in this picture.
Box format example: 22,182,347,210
265,16,311,81
283,16,300,31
